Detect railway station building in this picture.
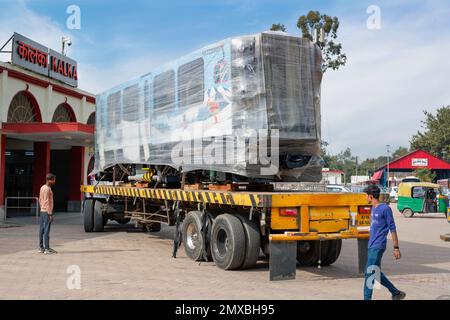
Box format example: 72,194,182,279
372,149,450,186
0,33,96,217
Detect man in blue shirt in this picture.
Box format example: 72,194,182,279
363,184,406,300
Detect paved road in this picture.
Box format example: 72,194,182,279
0,207,449,300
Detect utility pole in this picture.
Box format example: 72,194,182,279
386,145,390,188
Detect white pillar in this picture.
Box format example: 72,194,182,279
45,84,53,122
0,70,8,122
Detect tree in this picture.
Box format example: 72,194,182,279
410,106,450,161
414,168,436,182
270,23,286,32
391,146,409,160
297,10,347,72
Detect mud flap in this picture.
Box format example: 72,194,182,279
269,240,297,281
357,238,369,274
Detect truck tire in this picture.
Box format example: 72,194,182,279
83,199,94,232
182,211,207,261
210,214,245,270
402,208,414,218
296,240,329,267
237,214,261,269
321,240,342,266
93,200,105,232
146,222,162,233
260,236,270,258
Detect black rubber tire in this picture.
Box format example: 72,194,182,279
321,240,342,266
83,199,94,232
236,214,261,269
210,214,246,270
93,200,105,232
146,223,162,233
182,211,206,261
402,208,414,218
296,240,329,266
116,218,131,225
260,236,270,258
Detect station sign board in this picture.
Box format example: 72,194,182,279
11,32,78,87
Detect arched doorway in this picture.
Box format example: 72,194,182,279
52,103,76,122
7,91,42,123
87,112,95,126
4,91,42,213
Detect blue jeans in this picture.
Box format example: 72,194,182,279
39,212,52,250
364,248,399,300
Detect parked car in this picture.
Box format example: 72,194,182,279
326,185,351,193
389,187,398,202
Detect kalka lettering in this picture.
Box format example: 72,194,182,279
51,56,78,80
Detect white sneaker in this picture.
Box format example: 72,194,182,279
44,248,58,254
38,248,44,253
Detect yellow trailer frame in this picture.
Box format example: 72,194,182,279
81,184,371,280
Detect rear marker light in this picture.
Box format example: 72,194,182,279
358,206,372,214
280,208,298,216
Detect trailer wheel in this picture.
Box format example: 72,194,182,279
321,240,342,266
402,208,414,218
236,214,261,269
83,199,94,232
146,222,162,233
296,240,329,267
93,200,105,232
182,211,207,261
211,214,245,270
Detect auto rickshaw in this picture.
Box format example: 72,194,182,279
397,182,448,218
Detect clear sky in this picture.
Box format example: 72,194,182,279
1,0,449,159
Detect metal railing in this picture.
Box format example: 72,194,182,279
5,197,40,222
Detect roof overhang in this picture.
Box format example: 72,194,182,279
0,122,94,146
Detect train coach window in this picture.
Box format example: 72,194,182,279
107,91,121,126
153,70,175,115
178,58,204,108
123,84,140,122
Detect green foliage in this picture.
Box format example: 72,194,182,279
296,10,347,72
414,168,436,182
391,146,410,160
270,23,286,32
410,106,450,161
321,142,411,183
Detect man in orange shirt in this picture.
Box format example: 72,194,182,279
38,173,57,254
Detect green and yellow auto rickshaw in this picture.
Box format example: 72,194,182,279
397,182,448,218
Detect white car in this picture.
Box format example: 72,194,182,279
389,187,398,202
326,185,351,193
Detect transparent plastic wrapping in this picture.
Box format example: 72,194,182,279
94,31,323,182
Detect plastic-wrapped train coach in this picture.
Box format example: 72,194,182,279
94,31,323,184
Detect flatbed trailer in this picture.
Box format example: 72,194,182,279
80,184,372,280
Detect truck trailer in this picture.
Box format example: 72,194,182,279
81,31,371,280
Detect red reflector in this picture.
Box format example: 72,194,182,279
280,208,298,216
358,206,372,214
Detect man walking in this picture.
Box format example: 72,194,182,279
38,173,57,254
363,184,405,300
